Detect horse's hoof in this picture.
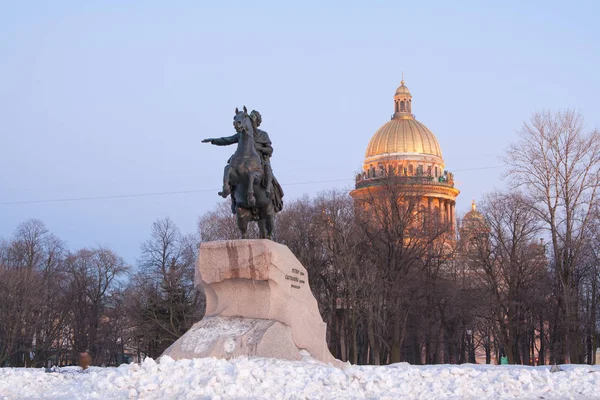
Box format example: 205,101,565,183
248,195,256,206
218,190,229,198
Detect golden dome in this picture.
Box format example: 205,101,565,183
461,200,488,232
395,82,411,96
463,200,485,222
365,117,442,159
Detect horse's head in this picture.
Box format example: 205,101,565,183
233,106,254,137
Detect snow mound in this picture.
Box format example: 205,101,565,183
1,358,599,399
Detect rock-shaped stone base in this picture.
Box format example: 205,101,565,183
161,315,304,361
161,239,342,367
196,239,338,365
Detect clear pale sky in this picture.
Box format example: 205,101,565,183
1,1,599,263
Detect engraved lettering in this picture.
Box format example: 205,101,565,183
285,275,299,282
291,284,301,289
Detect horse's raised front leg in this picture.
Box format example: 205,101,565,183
218,165,231,198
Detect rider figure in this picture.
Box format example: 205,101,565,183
202,110,274,204
250,111,274,198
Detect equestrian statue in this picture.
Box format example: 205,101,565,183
202,107,283,239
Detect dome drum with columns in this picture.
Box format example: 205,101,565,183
351,79,460,228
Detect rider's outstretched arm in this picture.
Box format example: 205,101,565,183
203,133,240,146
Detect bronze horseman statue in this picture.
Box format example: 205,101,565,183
202,107,283,239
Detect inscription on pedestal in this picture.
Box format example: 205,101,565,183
286,268,306,289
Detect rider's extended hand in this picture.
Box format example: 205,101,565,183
202,138,213,143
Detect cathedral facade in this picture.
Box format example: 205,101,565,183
350,80,459,229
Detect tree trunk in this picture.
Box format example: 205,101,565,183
367,309,380,365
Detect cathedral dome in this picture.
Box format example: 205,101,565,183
461,200,488,231
395,83,411,96
364,80,443,162
352,77,459,216
365,118,443,159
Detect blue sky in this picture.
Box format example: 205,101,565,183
1,1,599,263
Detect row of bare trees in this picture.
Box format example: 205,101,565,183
502,110,600,364
463,191,550,365
0,217,200,367
199,187,475,365
0,220,129,367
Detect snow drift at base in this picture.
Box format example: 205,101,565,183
1,355,600,399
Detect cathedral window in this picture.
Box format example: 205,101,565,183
400,101,405,112
408,164,414,175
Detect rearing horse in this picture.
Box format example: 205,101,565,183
225,107,275,239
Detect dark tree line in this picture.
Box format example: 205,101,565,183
503,110,600,364
0,220,129,367
0,217,200,367
199,188,472,365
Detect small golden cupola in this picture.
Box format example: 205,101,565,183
394,78,413,118
459,200,490,249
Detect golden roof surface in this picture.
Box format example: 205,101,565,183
395,83,411,96
365,117,443,159
462,200,486,224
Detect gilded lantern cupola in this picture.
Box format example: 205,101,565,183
459,200,489,250
394,79,413,118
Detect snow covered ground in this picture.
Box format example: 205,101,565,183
2,354,600,400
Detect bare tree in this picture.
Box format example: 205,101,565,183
65,247,128,364
354,174,455,364
272,190,371,364
578,208,600,365
311,190,366,364
126,218,201,358
0,220,69,367
504,110,600,363
0,263,41,366
466,191,548,364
